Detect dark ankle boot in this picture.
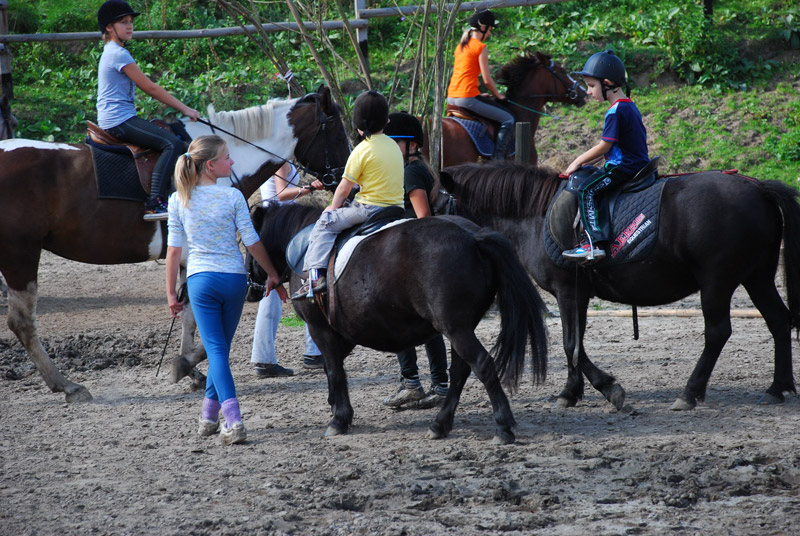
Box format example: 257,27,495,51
492,125,513,160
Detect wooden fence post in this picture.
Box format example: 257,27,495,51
515,122,530,165
354,0,368,67
0,0,12,99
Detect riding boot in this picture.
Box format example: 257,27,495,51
492,125,513,160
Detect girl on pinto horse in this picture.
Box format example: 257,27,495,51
96,0,200,220
446,9,515,160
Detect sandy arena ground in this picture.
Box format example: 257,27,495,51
1,251,799,535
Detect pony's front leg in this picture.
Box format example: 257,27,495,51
169,268,207,388
7,283,92,402
323,353,353,437
556,296,624,410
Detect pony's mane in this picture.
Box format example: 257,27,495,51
497,52,552,96
253,202,321,254
206,100,284,145
446,161,562,220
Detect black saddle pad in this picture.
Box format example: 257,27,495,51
87,142,147,202
543,177,670,268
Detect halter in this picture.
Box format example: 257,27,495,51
521,59,584,103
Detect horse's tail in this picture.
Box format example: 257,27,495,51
762,180,800,330
474,228,548,392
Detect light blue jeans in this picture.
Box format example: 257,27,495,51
251,289,320,364
187,272,247,403
303,201,385,271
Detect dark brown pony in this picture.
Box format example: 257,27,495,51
245,203,548,444
429,52,586,169
441,161,800,411
0,87,350,402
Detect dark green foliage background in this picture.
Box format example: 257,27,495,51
5,0,800,181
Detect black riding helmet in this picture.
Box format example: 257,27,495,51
384,112,424,146
352,90,389,138
573,49,629,99
469,9,498,30
572,50,627,88
98,0,141,33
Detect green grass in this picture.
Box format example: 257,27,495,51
279,314,307,329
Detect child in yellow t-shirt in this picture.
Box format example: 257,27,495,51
292,90,404,299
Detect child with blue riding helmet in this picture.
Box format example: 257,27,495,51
381,112,449,408
563,50,649,261
96,0,200,221
292,90,404,299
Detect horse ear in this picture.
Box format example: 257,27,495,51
251,205,267,233
439,170,457,193
319,86,332,111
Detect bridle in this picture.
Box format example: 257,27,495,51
291,94,348,190
519,59,585,103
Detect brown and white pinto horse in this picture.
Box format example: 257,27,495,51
430,52,586,169
0,94,14,298
0,87,350,402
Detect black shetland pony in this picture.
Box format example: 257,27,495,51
247,203,548,444
440,161,800,411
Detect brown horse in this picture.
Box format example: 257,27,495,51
429,52,586,169
0,87,350,402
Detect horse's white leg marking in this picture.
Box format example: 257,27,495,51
146,224,164,260
7,283,91,400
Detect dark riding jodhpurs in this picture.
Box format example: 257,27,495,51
576,164,632,245
108,116,187,201
396,333,448,386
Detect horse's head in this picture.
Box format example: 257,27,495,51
498,52,587,109
0,94,17,140
288,86,350,191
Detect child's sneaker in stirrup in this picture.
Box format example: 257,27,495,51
562,242,606,260
143,197,168,221
220,422,247,445
197,417,220,437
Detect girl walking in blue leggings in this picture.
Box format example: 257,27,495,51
165,135,286,445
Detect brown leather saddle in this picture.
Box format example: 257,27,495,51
86,119,174,194
445,101,500,140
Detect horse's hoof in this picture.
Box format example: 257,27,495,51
170,356,194,384
608,383,626,411
323,425,343,437
188,368,206,391
426,425,447,440
492,432,515,445
757,392,784,405
669,397,696,411
65,385,93,403
553,397,576,409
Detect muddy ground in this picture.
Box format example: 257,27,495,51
1,251,799,535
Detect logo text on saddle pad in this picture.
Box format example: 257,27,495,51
611,213,652,258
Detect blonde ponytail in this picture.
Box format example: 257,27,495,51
174,135,227,206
